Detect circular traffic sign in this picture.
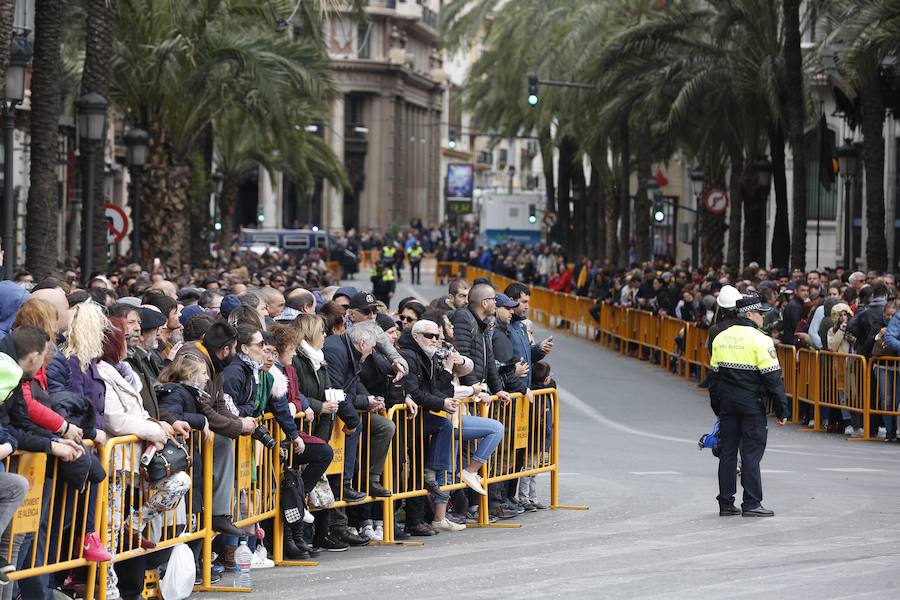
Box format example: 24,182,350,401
105,204,129,244
702,188,729,214
543,211,557,227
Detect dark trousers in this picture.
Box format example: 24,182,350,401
409,261,421,285
291,443,332,540
717,410,768,510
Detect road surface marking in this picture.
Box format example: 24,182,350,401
816,468,886,473
628,471,682,475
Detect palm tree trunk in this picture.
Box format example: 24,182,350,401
742,161,764,266
783,0,807,271
770,126,791,268
218,174,241,249
726,144,743,269
634,124,651,263
189,152,212,267
557,136,576,254
538,127,556,243
590,163,605,260
701,178,726,270
80,0,117,273
139,123,192,268
571,149,587,259
618,122,631,267
0,0,15,82
860,73,887,272
24,0,63,279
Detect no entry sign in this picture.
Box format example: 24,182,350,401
105,204,129,244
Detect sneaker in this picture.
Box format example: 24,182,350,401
313,534,349,552
82,532,112,562
195,570,222,585
844,425,855,436
489,505,518,520
359,524,383,542
807,420,815,428
465,507,498,524
431,518,466,532
878,426,887,439
250,548,275,569
446,512,467,525
520,501,538,513
503,500,525,515
529,499,549,510
0,556,12,585
852,427,865,438
334,528,369,547
459,469,487,495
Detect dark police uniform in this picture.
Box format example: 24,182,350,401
709,296,789,516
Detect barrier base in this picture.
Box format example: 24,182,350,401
846,436,877,442
370,540,426,547
551,505,590,510
467,523,522,529
193,585,252,593
275,560,320,566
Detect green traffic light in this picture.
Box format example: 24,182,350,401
257,214,265,223
528,215,537,224
654,210,665,222
527,94,539,106
214,222,222,231
448,139,457,149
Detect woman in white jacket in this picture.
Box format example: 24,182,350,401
98,318,191,569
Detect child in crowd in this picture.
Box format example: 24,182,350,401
516,361,555,511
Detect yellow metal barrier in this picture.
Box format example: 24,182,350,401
1,440,102,600
870,357,900,441
816,351,869,436
795,348,819,427
434,262,467,285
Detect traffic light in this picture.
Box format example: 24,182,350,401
214,221,222,231
257,212,265,224
527,74,539,106
653,200,665,223
528,203,537,224
448,127,457,149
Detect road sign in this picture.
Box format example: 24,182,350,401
105,204,129,244
702,188,729,214
543,211,557,227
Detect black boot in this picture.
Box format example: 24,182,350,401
284,523,310,560
292,524,320,557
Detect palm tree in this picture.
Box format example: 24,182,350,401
783,0,807,270
111,0,336,268
24,0,64,279
80,0,117,274
0,0,14,83
822,0,900,272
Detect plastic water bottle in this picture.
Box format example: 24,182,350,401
233,540,253,589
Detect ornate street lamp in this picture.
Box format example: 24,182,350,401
124,128,148,264
687,167,704,269
2,32,32,280
837,139,861,269
754,159,773,189
76,92,109,286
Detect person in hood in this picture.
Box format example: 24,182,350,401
0,281,29,340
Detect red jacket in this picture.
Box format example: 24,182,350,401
22,366,64,433
549,270,573,294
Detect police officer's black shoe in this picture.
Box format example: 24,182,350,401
719,504,741,517
742,506,775,517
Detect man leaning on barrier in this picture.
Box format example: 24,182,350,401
708,295,790,518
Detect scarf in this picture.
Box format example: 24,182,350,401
238,353,261,385
299,341,325,371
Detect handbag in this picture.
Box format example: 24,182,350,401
140,438,192,483
307,474,335,509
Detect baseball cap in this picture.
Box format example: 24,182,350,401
349,291,378,311
495,293,519,309
334,286,358,301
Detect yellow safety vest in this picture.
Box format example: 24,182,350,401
408,247,424,261
373,268,395,281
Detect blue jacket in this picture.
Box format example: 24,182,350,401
0,282,28,339
46,346,73,393
883,312,900,354
323,334,370,421
221,357,258,417
509,315,546,390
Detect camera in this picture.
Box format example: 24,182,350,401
252,423,276,449
435,342,454,360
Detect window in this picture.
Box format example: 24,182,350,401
357,23,370,58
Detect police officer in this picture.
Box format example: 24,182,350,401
370,260,396,308
381,242,398,281
407,241,424,285
709,294,789,517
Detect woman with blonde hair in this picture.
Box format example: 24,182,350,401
62,301,109,432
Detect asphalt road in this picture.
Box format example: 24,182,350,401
213,269,900,599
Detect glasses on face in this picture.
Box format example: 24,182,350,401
420,332,440,340
399,315,416,323
246,340,264,349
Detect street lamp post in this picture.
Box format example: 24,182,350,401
2,33,32,280
837,139,860,270
124,128,148,265
76,92,109,286
646,177,660,261
688,167,704,270
507,165,516,195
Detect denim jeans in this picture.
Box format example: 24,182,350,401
876,366,898,436
459,415,504,465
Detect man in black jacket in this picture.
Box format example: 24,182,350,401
398,321,460,535
448,284,512,404
323,323,396,547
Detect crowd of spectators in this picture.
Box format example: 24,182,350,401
0,232,559,600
